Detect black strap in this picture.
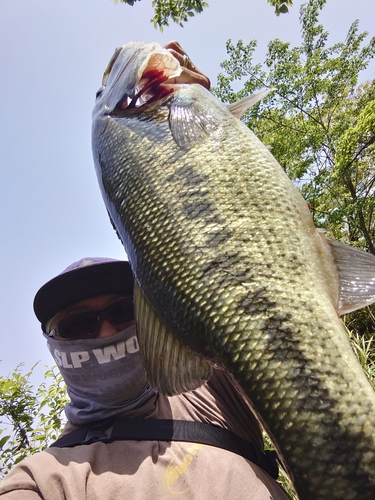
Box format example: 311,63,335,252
50,418,278,479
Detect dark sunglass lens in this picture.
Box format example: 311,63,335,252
107,298,134,324
58,312,100,338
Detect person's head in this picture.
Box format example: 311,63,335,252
34,257,134,339
33,258,154,425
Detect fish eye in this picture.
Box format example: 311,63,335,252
102,47,123,86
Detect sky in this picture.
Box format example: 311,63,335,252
0,0,374,386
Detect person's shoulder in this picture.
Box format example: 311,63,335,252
0,448,54,495
58,421,79,437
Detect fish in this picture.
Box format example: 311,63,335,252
92,41,375,499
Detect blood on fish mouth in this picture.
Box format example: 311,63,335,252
118,69,175,110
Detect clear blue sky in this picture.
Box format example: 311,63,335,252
0,0,374,385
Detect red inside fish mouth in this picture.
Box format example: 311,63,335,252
116,69,176,111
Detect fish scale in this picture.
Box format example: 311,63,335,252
92,43,375,499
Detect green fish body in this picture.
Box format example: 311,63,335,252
92,42,375,499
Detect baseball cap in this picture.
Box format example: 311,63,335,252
33,257,134,330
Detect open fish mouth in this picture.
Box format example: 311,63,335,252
116,68,176,111
96,42,206,116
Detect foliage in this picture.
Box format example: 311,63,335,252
0,365,68,479
263,432,299,499
114,0,293,30
348,326,375,386
151,0,208,29
213,0,375,256
268,0,293,16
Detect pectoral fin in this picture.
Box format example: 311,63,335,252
133,281,213,396
325,236,375,315
169,94,222,150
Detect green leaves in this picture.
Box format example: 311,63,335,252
114,0,208,30
0,365,68,478
114,0,293,30
151,0,208,30
213,0,375,255
268,0,293,16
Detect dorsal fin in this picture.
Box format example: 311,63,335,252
322,235,375,315
227,89,275,119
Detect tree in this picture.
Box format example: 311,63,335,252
213,0,375,253
213,0,375,334
114,0,294,30
0,365,68,478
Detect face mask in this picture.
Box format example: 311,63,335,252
45,324,154,425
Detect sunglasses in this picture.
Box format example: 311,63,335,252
48,297,134,339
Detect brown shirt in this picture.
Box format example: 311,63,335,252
0,370,290,499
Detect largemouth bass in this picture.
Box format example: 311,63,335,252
92,41,375,499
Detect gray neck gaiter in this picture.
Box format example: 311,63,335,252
45,325,154,425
